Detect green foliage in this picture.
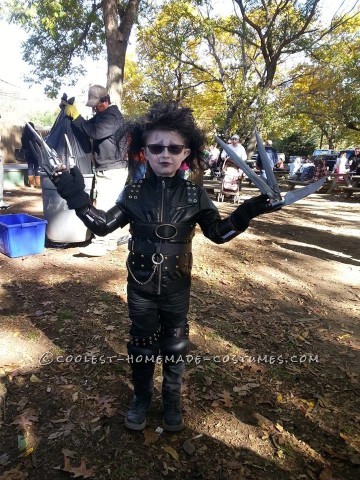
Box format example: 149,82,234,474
4,0,359,151
6,0,105,97
276,132,317,159
29,109,59,129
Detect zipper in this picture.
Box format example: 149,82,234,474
157,179,166,295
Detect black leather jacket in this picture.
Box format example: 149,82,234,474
77,169,248,295
72,105,125,171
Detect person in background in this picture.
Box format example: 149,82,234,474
64,85,129,256
333,151,348,175
275,158,285,170
128,150,147,181
220,134,247,176
256,139,278,179
21,122,41,188
349,147,360,174
313,156,327,182
52,101,281,432
289,156,302,179
208,143,221,178
300,156,315,181
220,134,247,163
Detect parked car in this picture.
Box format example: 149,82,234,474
313,149,338,157
343,149,355,159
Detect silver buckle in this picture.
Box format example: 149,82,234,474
155,224,177,239
152,253,164,265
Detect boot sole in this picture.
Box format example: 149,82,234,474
124,417,147,431
163,420,184,432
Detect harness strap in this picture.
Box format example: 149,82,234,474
128,239,192,255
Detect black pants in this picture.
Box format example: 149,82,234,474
127,286,190,337
127,286,190,399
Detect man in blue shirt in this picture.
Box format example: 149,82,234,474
256,140,278,180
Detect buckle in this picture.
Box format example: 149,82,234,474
155,224,177,239
152,253,164,265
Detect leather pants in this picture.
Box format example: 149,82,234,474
127,286,190,399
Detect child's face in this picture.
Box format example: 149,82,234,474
143,130,190,177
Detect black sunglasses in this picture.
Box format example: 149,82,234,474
147,144,185,155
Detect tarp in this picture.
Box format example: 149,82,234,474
45,93,93,174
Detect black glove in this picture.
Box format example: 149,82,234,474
231,194,281,230
53,166,90,210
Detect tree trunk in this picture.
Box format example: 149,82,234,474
102,0,140,108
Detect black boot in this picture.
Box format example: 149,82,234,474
125,394,152,430
125,342,157,431
162,362,185,431
163,395,184,431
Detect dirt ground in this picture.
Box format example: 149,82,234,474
0,184,359,480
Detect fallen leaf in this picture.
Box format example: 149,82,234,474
143,430,160,446
319,467,333,480
254,413,274,430
0,465,28,479
219,390,233,407
275,423,283,432
54,454,95,478
163,445,179,462
29,374,42,383
61,448,76,458
11,409,38,429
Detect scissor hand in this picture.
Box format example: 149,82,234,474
215,135,326,206
215,136,281,202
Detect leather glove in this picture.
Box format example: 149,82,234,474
53,166,90,210
64,103,80,120
231,194,281,230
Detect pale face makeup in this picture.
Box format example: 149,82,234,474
143,130,190,177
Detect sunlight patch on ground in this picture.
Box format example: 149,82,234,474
275,240,360,264
0,315,57,375
187,407,325,472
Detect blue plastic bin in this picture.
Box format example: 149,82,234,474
0,214,47,258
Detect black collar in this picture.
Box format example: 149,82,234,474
147,166,183,188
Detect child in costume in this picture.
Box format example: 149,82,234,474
54,102,279,431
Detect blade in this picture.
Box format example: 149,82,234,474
26,122,60,175
64,134,74,157
215,136,277,199
26,122,56,160
26,122,48,149
254,128,282,200
64,134,75,167
283,177,327,205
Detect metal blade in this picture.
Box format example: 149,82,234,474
64,134,73,157
254,128,282,200
26,122,56,162
283,177,327,205
26,122,61,176
64,134,75,167
26,122,47,147
215,136,277,199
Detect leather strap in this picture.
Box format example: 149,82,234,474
130,222,195,242
128,239,192,255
